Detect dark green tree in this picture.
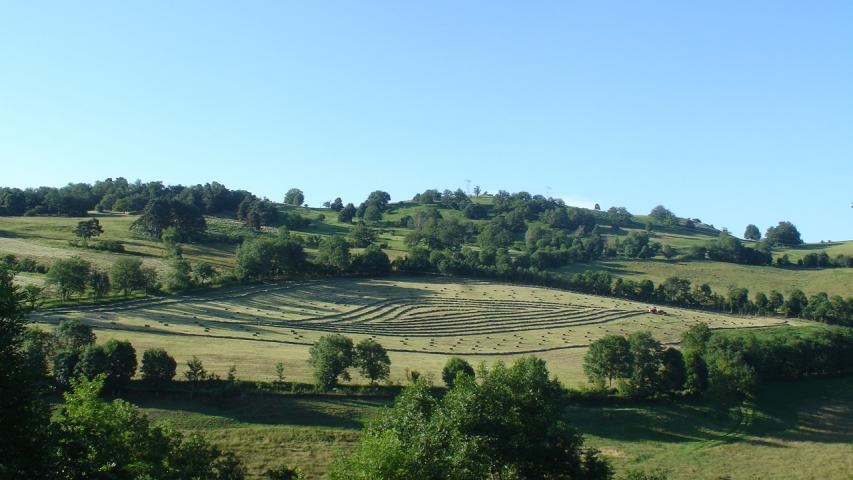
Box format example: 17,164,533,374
348,222,377,247
308,334,354,389
330,197,344,212
284,188,305,206
764,221,803,246
0,268,52,478
583,335,632,388
110,257,145,296
338,203,357,223
441,357,475,388
140,347,177,389
623,331,663,398
73,218,104,246
659,347,687,393
46,256,92,301
350,245,391,275
743,224,761,241
354,338,391,384
89,270,111,300
317,237,351,272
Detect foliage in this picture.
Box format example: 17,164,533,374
316,237,351,272
284,188,305,206
235,234,307,281
583,335,632,388
350,245,391,275
0,268,52,478
353,338,391,384
330,357,612,479
308,334,354,389
141,347,178,388
765,221,803,246
131,198,207,240
53,375,246,479
73,218,103,246
46,256,92,301
441,357,475,388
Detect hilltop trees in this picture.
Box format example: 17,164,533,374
765,221,803,246
744,224,761,241
131,198,206,240
330,357,611,479
284,188,305,206
338,203,356,223
649,205,677,226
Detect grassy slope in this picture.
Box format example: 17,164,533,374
1,201,850,296
131,375,853,480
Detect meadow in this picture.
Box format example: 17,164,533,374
34,276,804,385
129,373,853,479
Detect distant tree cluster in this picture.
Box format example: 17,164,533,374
0,178,252,217
583,324,853,405
412,188,471,210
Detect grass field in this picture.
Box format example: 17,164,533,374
129,375,853,479
558,258,853,297
34,276,807,385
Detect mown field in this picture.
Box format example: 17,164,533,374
129,375,853,479
34,276,805,385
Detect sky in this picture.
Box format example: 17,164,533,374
1,1,851,241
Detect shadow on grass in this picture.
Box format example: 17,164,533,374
568,376,853,447
127,390,389,430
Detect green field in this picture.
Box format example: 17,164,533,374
128,375,853,479
34,277,805,385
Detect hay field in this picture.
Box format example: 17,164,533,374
33,276,802,384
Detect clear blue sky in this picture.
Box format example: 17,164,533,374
1,1,851,241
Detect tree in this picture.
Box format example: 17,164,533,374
132,198,206,240
74,343,109,383
317,237,351,272
441,357,475,388
354,338,391,384
649,205,676,225
764,221,803,246
348,222,377,247
275,362,285,383
166,251,193,290
102,339,137,392
583,335,632,387
53,375,246,479
680,322,712,354
478,220,513,249
192,261,216,285
89,270,111,300
0,268,52,478
784,289,808,317
73,218,103,246
330,197,344,212
624,331,663,398
284,188,305,206
338,203,357,223
683,350,708,394
110,257,145,296
659,347,686,393
329,357,611,479
350,245,392,275
235,235,307,281
140,348,177,388
308,334,354,389
744,224,761,241
23,284,44,310
661,244,677,259
46,256,92,301
473,185,481,197
185,356,208,386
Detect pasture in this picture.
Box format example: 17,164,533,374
34,276,803,385
130,374,853,479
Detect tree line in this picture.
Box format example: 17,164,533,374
583,323,853,405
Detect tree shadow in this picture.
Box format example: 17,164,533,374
126,390,389,430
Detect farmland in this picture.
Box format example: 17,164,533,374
34,276,803,384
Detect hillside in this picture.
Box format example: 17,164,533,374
2,193,851,299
